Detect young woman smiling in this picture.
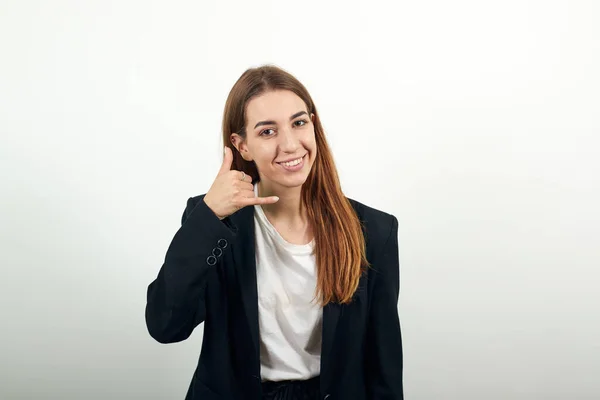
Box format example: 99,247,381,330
146,65,403,400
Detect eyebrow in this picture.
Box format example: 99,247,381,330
253,111,308,129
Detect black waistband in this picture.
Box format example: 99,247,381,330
261,375,320,398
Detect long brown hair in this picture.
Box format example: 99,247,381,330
221,65,370,305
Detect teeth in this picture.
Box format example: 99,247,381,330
281,157,302,167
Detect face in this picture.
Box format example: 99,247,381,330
232,90,317,190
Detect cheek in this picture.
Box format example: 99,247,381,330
254,145,277,166
307,133,317,155
302,129,317,147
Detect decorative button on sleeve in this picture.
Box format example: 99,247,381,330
206,255,217,266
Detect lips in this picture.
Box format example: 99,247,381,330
276,154,306,172
277,154,306,164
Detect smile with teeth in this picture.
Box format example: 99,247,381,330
279,156,304,167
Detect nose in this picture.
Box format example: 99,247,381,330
278,125,300,152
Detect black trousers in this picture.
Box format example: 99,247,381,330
261,376,320,400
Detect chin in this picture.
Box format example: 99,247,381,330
279,175,309,188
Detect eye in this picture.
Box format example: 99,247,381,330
294,119,308,127
259,128,275,137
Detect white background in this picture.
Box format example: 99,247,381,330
1,0,599,399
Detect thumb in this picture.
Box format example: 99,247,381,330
218,146,233,175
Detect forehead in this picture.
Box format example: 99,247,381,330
246,90,307,122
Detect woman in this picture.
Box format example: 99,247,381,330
145,65,403,400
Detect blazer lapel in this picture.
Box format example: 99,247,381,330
321,262,368,390
320,301,341,388
230,206,260,366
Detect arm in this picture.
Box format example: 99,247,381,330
366,215,403,399
145,195,237,343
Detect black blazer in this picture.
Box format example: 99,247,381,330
145,194,403,400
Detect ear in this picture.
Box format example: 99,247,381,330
310,113,316,123
230,133,253,161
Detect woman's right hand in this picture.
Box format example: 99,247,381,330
203,147,279,220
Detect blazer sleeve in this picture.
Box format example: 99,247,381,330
145,195,237,344
366,215,404,399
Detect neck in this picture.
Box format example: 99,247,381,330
257,180,307,228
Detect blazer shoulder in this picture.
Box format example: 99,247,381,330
181,193,208,224
189,193,207,204
346,197,397,248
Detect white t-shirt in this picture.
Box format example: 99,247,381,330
253,183,322,382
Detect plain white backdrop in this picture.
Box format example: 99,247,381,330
1,0,599,399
